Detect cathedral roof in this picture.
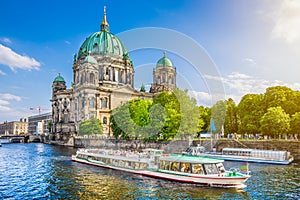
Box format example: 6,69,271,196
77,6,129,60
53,73,65,83
83,54,98,64
156,51,173,68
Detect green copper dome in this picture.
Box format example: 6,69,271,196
83,54,98,64
156,51,173,67
53,73,65,83
77,7,129,60
77,31,129,59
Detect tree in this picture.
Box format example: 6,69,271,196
238,94,264,135
260,106,290,138
263,86,300,116
224,98,239,136
110,99,165,140
47,120,52,133
110,102,134,139
198,106,211,133
79,118,103,136
173,89,199,138
211,100,226,133
290,112,300,138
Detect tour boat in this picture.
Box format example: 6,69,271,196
184,146,294,165
72,148,250,188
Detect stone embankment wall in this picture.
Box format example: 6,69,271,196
192,139,300,160
74,136,191,154
73,136,300,160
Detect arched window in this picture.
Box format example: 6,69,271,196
89,99,95,108
101,97,108,109
90,73,95,84
103,117,107,124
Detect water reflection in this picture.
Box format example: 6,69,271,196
0,143,299,199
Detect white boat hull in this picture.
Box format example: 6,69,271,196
72,155,249,188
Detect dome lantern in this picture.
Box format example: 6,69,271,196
77,6,129,61
53,73,65,83
100,6,109,32
156,51,173,68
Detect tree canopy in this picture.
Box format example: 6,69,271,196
260,106,290,138
110,88,199,141
79,118,103,136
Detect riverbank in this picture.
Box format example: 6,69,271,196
65,136,300,160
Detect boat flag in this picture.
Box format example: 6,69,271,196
210,118,216,132
240,162,249,171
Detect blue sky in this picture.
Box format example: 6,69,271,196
1,0,300,122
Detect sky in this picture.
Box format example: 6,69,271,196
1,0,300,122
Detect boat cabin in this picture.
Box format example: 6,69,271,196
159,154,226,175
222,148,291,161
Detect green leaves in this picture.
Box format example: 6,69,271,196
260,106,290,137
110,88,199,141
79,118,103,136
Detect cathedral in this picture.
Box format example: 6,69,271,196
51,7,176,139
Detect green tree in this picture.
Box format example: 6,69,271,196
110,102,134,139
224,98,239,136
173,89,199,138
263,86,300,115
211,100,226,133
198,106,211,133
238,94,264,135
260,106,290,138
79,118,103,136
290,112,300,136
110,99,165,140
153,89,199,140
47,120,52,133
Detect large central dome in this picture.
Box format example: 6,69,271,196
77,7,128,60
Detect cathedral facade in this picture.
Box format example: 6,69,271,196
51,7,176,139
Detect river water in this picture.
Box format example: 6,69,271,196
0,143,299,200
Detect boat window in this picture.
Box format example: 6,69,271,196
204,164,218,175
170,162,180,171
132,162,139,169
191,163,204,174
119,160,125,167
105,158,111,164
140,163,148,169
112,159,119,166
159,160,170,170
216,163,226,173
124,161,131,168
180,163,191,173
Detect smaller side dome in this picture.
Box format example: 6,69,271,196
83,54,98,64
156,51,173,67
53,73,65,83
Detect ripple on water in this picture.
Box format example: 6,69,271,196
0,144,300,199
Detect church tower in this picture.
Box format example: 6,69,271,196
150,51,176,93
52,73,66,97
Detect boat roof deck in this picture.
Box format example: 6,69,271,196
222,148,288,153
160,154,224,164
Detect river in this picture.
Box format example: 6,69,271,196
0,143,299,199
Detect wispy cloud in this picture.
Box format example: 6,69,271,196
0,93,22,101
188,90,212,106
1,37,12,44
0,44,41,71
65,40,71,45
0,70,6,75
0,93,22,112
197,72,300,105
243,58,257,66
272,0,300,43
